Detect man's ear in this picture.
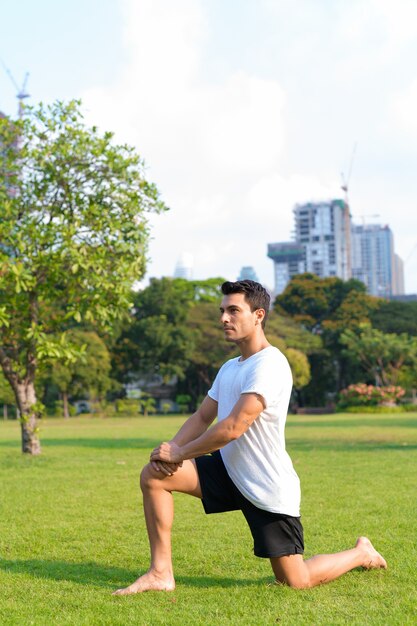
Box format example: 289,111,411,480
255,308,265,325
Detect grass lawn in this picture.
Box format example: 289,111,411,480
0,412,416,626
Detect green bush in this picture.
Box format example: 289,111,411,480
176,394,191,413
160,402,173,415
114,399,139,416
401,403,417,412
45,401,77,417
337,405,407,414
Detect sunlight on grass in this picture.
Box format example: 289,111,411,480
1,413,416,625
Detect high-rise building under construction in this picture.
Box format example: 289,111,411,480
268,200,404,297
268,199,352,294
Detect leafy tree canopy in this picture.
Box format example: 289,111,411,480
340,324,417,386
274,274,381,404
370,300,417,336
275,273,379,335
0,370,15,406
0,100,166,453
266,310,322,355
113,278,225,383
285,348,311,390
49,329,112,416
116,278,316,407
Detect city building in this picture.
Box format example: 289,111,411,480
268,200,405,296
392,253,405,296
267,242,305,295
351,224,404,297
294,199,352,281
237,266,259,282
268,199,352,294
173,252,193,280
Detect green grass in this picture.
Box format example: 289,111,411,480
1,412,416,625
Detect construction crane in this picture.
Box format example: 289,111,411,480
339,142,357,280
405,243,417,265
340,141,357,202
1,59,30,118
352,213,380,226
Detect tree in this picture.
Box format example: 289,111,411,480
340,324,417,386
0,100,166,454
0,370,15,419
112,277,226,385
112,278,196,383
266,310,322,355
284,348,311,391
49,330,112,418
370,300,417,336
275,273,378,333
179,300,237,407
275,274,380,403
138,393,157,417
263,313,314,403
113,279,316,409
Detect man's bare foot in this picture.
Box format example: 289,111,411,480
356,536,387,570
112,570,175,596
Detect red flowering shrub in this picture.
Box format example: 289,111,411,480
338,383,405,407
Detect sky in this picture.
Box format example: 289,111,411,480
1,0,417,293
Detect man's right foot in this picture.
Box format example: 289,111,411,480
356,536,387,570
112,571,175,596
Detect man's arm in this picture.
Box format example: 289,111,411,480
150,393,265,464
150,395,218,475
171,395,218,446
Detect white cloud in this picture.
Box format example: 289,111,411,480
82,0,288,286
200,72,286,174
389,78,417,136
80,0,417,293
248,174,341,219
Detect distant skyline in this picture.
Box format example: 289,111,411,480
2,0,416,292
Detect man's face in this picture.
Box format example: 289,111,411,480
219,293,261,343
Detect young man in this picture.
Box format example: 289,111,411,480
114,280,386,595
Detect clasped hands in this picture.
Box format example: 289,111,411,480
150,441,183,476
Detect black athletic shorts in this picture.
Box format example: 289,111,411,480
195,450,304,559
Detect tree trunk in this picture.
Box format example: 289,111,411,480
15,382,41,455
62,391,70,419
3,404,7,420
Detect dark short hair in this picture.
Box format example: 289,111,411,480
221,280,270,328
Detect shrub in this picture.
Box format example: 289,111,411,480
176,394,191,413
338,405,407,414
337,383,405,408
161,402,172,415
114,399,139,415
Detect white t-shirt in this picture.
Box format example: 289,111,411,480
207,346,301,516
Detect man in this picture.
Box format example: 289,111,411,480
114,280,386,595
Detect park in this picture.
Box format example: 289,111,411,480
1,410,416,625
1,89,417,626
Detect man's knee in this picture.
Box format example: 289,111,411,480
285,574,311,589
140,463,162,491
275,571,311,589
271,556,311,590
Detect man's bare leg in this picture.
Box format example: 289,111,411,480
113,460,202,595
271,536,387,589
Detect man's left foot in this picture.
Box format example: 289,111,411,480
356,536,387,569
112,570,175,596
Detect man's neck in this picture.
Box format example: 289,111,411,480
238,334,270,361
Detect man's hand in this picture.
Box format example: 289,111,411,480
150,441,183,464
150,460,183,476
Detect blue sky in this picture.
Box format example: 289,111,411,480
0,0,125,109
2,0,417,293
